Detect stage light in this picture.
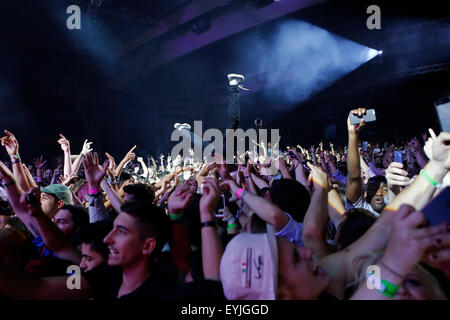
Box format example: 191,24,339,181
378,50,383,55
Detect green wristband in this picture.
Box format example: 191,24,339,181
377,279,400,299
420,169,442,189
227,223,238,231
169,212,184,221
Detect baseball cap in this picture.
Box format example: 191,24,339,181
40,184,73,205
220,224,278,300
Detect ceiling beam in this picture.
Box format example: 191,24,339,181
113,0,226,58
108,0,326,89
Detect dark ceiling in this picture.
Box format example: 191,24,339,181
0,0,449,163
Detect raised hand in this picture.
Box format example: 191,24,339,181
125,145,137,162
0,130,19,156
104,152,116,177
288,148,303,163
81,139,93,155
167,184,194,214
347,108,367,135
57,134,70,153
199,177,221,215
385,162,414,196
60,172,79,186
381,204,448,279
34,155,47,169
423,128,436,160
307,163,329,191
219,178,240,195
82,152,109,189
431,131,450,169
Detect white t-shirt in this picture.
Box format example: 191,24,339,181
345,195,380,217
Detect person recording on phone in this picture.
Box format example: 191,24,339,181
345,108,389,216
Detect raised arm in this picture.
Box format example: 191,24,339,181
199,177,223,280
301,164,331,260
0,130,30,192
318,133,450,299
57,134,73,177
278,157,293,180
386,132,450,211
82,152,110,223
100,179,124,214
22,163,38,189
345,108,367,203
327,188,346,229
220,178,289,232
21,187,82,264
72,139,93,175
167,184,194,277
287,148,308,188
115,145,136,177
137,157,148,178
351,205,447,300
240,162,258,195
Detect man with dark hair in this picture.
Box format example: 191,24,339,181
84,200,172,299
345,108,389,216
76,221,112,272
0,199,175,300
122,183,155,203
269,179,311,223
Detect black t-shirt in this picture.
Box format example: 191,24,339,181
84,263,225,301
83,264,175,300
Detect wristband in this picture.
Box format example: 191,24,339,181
227,223,238,231
240,189,248,201
3,179,16,187
420,169,442,189
88,187,100,195
377,279,400,299
11,159,21,165
169,212,184,221
10,153,20,161
236,188,244,200
201,220,216,229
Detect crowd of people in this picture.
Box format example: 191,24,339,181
0,74,449,300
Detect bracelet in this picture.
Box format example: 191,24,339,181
377,279,400,299
169,212,184,221
201,220,216,229
3,179,16,187
236,188,245,200
378,260,405,279
420,169,442,189
11,159,21,165
88,187,100,195
227,223,238,231
10,153,20,161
